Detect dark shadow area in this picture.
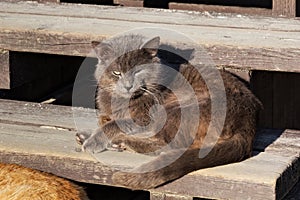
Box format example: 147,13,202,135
252,129,284,152
250,70,300,130
0,52,88,106
61,0,114,5
144,0,169,8
282,180,300,199
297,0,300,17
76,182,150,200
0,45,195,109
144,0,272,9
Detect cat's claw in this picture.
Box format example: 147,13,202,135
76,130,127,153
76,131,91,145
107,143,126,152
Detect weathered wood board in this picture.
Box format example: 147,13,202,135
0,99,299,199
3,0,113,3
10,0,299,18
114,0,143,7
273,0,297,17
0,1,299,73
0,49,10,89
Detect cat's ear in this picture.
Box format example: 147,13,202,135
91,41,113,62
140,36,160,56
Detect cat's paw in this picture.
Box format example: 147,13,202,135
77,129,109,153
76,130,92,145
111,134,126,146
110,135,135,153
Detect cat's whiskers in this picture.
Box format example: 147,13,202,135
99,86,116,91
140,86,160,102
147,86,164,102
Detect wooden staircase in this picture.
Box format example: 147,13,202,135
0,1,299,199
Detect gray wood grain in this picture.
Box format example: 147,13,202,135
0,1,299,73
0,99,299,199
0,49,10,89
273,0,297,17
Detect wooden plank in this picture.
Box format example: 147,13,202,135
0,99,299,199
254,129,300,155
1,1,299,44
153,152,299,200
37,0,59,2
1,126,296,199
0,1,299,73
2,0,59,2
1,1,299,41
10,0,113,3
150,192,193,200
114,0,143,7
273,0,297,17
0,49,10,89
0,99,93,131
0,114,156,184
207,46,300,73
169,3,273,16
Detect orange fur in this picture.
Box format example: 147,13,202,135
0,163,89,200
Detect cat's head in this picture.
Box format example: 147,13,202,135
93,34,163,98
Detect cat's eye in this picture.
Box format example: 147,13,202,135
112,71,121,76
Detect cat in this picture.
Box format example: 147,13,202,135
0,163,89,200
76,34,262,190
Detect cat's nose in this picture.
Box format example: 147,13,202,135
124,84,133,91
123,79,133,92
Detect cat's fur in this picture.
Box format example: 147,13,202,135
77,34,262,189
0,163,89,200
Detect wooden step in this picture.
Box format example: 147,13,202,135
0,1,299,74
11,0,299,18
0,99,298,199
0,49,10,89
169,0,298,18
114,0,143,7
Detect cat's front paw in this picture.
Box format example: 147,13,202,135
77,129,109,153
76,130,92,145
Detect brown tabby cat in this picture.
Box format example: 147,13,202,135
0,163,89,200
76,34,261,189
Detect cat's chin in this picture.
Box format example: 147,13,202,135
118,90,145,99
